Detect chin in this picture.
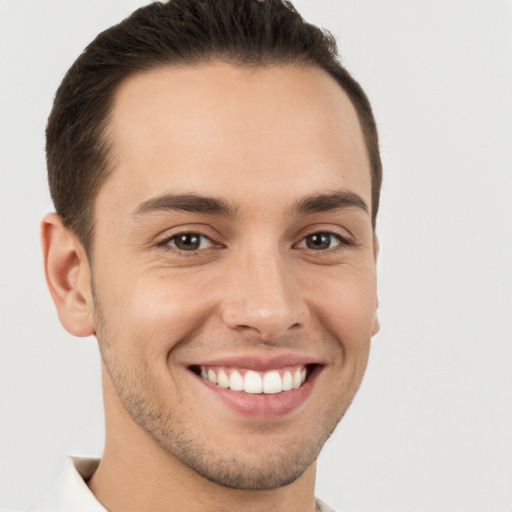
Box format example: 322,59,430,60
143,411,339,491
174,443,320,490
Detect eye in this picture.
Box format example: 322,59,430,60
296,232,349,251
164,232,215,251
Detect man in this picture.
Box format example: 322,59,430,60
31,0,381,510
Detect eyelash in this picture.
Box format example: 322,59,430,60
157,230,354,254
296,231,353,251
158,232,218,253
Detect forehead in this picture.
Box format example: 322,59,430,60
100,62,371,216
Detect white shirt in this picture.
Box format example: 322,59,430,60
25,458,103,512
20,457,336,512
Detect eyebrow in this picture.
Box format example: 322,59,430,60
133,193,239,217
132,189,369,218
288,190,369,216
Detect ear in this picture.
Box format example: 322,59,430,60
372,232,380,336
373,233,380,262
41,213,95,337
371,311,380,337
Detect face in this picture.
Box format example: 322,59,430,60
90,63,379,490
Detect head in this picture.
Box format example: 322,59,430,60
43,0,382,493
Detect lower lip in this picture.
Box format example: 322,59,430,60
189,366,321,418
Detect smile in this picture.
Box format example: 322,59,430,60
196,365,308,394
187,360,322,417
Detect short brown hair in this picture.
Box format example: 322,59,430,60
46,0,382,254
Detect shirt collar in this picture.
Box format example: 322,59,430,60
26,457,105,512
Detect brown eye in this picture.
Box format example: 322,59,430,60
297,232,344,251
166,233,214,251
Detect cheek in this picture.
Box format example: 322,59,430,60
307,266,377,348
94,268,220,359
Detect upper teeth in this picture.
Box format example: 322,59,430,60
199,366,307,394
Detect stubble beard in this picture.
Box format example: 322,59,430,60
92,289,350,491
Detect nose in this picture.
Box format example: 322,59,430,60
219,248,308,342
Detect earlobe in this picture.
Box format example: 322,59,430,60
371,315,380,337
41,213,95,337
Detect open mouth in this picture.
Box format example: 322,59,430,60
189,364,318,395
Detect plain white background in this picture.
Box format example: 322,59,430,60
1,1,511,511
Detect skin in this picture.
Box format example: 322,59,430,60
42,62,379,512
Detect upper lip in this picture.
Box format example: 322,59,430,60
186,353,324,371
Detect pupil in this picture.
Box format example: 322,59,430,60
177,234,200,250
307,233,331,250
